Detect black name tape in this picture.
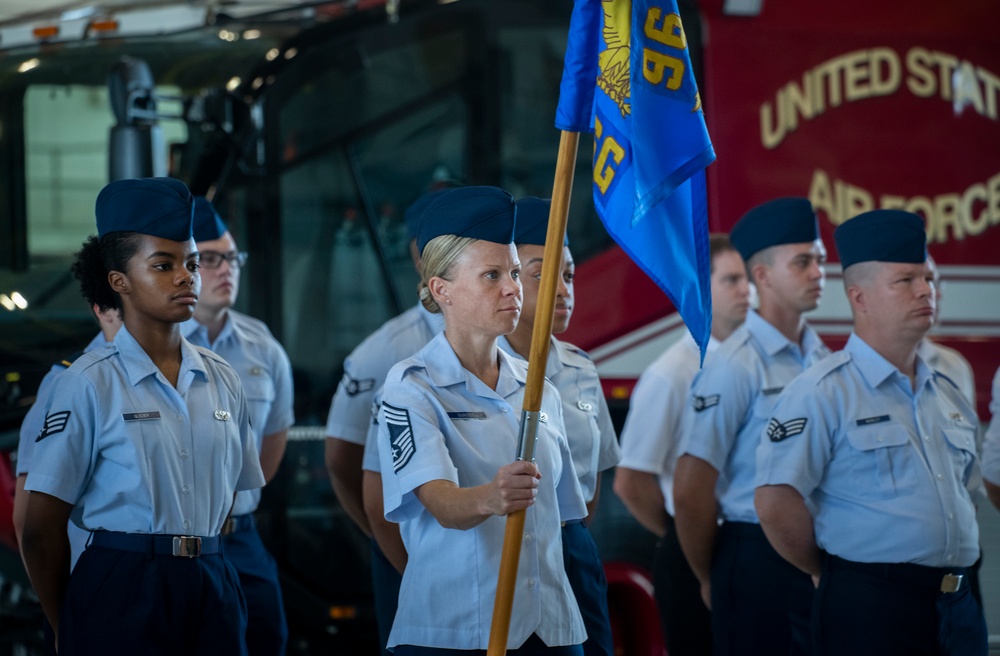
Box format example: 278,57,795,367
447,412,487,420
855,415,890,426
123,411,162,422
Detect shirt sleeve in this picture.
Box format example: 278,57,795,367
618,366,687,475
326,349,388,445
679,353,755,472
23,372,99,504
593,388,621,472
234,376,266,492
362,392,382,473
262,343,295,437
548,395,588,522
755,374,833,498
16,365,65,476
379,375,459,523
980,367,1000,486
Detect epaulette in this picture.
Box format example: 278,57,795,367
932,370,960,391
805,350,852,385
57,350,87,369
558,341,592,361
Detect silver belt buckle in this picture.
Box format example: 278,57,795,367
172,536,202,557
940,573,963,593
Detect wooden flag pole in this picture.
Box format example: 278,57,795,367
487,129,580,655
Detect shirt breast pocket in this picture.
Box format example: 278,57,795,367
242,377,276,436
845,424,916,499
941,425,977,477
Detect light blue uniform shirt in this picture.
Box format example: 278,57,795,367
983,367,1000,486
379,332,587,650
182,311,294,516
25,326,265,537
498,336,620,503
327,304,444,445
680,310,828,523
757,333,980,567
618,334,722,516
17,332,105,567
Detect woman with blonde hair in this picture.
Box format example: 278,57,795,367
378,186,587,655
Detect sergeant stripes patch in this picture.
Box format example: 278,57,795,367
37,410,71,442
383,402,416,473
766,417,808,442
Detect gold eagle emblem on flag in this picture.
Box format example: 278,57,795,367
597,0,632,118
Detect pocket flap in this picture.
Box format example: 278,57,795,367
846,424,910,451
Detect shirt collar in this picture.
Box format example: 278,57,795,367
846,333,934,393
424,332,524,399
417,303,446,335
115,325,207,387
744,310,823,360
179,312,236,349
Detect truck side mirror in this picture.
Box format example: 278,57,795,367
107,56,165,180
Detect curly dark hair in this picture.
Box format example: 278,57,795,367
70,232,144,312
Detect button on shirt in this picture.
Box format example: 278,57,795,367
680,310,828,523
379,332,587,650
756,333,980,567
618,333,720,516
182,311,294,515
499,336,621,503
978,366,1000,487
24,326,265,537
327,304,444,445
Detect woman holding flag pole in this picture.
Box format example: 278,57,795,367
377,186,588,655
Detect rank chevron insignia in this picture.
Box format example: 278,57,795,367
767,417,808,442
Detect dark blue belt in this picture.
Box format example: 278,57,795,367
719,520,766,540
561,519,588,528
91,531,221,557
827,554,968,593
221,513,256,536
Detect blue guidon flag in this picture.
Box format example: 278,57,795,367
383,402,416,473
556,0,716,362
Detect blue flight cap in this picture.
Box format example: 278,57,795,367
192,196,228,242
96,177,194,240
416,186,516,255
834,209,927,270
404,188,454,241
513,197,568,247
729,197,819,261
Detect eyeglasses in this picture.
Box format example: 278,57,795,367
199,250,249,270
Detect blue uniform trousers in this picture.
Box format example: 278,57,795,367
59,533,248,655
223,514,288,656
814,555,986,656
394,633,584,655
652,514,712,656
710,521,812,656
371,539,403,656
560,520,614,656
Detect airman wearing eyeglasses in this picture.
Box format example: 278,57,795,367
180,197,295,656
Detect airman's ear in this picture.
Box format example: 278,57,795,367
428,276,450,307
108,271,129,295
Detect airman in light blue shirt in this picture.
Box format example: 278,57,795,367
755,209,986,656
379,332,587,651
182,311,293,517
673,197,827,656
679,309,828,523
26,324,263,536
